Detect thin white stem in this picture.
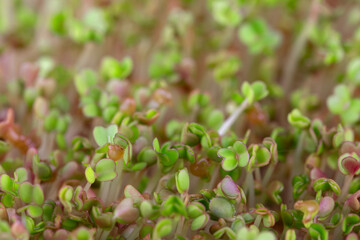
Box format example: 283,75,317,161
218,99,249,137
108,161,123,203
209,100,249,189
84,182,91,193
99,181,111,205
281,0,322,93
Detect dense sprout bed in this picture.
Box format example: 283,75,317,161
1,0,360,239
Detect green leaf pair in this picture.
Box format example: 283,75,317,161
292,175,310,200
0,174,18,196
153,218,173,239
91,206,114,229
188,91,210,109
209,197,235,219
312,178,341,196
153,138,179,172
247,144,271,171
347,58,360,84
18,204,43,218
327,85,360,125
187,202,209,230
18,182,44,205
93,124,118,147
161,195,187,217
213,57,241,81
213,227,236,239
94,158,117,182
175,144,195,163
254,206,276,228
59,185,74,212
236,225,276,240
101,57,133,80
238,18,281,55
343,214,360,235
218,141,249,171
75,69,97,96
338,152,360,176
241,81,268,105
32,154,52,181
333,126,354,148
207,110,225,130
288,109,310,129
209,0,241,27
294,200,319,228
309,223,328,240
175,168,190,194
185,123,212,148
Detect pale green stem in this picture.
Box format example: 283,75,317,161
255,168,261,183
334,206,350,239
108,161,124,203
95,229,102,240
154,174,172,193
288,131,306,205
176,194,189,235
100,229,111,240
339,175,353,203
281,0,322,93
144,170,162,193
126,222,143,240
209,100,249,189
35,0,59,50
248,171,255,209
46,178,62,200
38,132,55,160
84,182,91,193
262,163,275,187
1,0,14,34
218,100,249,136
244,171,255,209
99,181,112,205
209,165,220,189
99,160,124,206
75,42,98,70
293,131,306,177
254,215,262,228
261,163,276,202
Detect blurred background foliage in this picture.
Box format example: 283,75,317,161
1,0,360,137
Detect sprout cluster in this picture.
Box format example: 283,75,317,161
1,1,360,240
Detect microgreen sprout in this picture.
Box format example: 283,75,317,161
1,1,360,239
